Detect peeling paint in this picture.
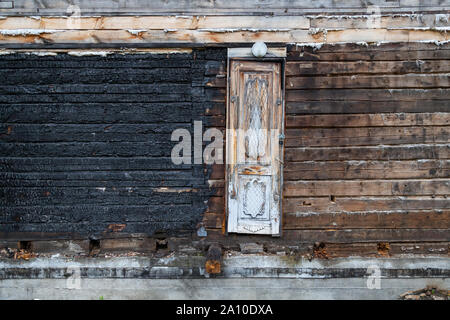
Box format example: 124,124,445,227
0,29,59,36
67,51,113,57
292,42,325,51
27,51,58,56
126,29,147,36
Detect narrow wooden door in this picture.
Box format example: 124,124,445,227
226,60,284,236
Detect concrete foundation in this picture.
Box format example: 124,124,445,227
0,255,448,299
1,278,449,300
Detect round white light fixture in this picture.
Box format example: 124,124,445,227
251,41,268,58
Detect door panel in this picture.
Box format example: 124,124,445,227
227,60,284,236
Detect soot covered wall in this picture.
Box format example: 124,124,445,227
0,48,227,238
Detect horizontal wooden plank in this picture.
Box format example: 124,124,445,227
389,242,449,255
205,196,225,214
285,126,450,147
283,180,450,197
326,28,448,44
0,57,194,68
4,0,440,11
0,70,194,85
288,41,450,54
0,82,192,95
283,210,450,229
287,74,450,89
0,187,197,206
0,16,310,30
0,171,205,187
287,48,450,62
286,88,450,102
1,204,199,224
283,196,450,214
205,228,450,243
286,144,450,161
204,76,227,88
0,142,177,157
286,113,450,128
310,14,450,30
0,93,191,104
287,45,450,61
0,29,321,44
206,207,450,230
0,123,187,143
0,28,447,45
284,160,450,180
281,228,450,242
203,212,225,229
0,157,190,171
286,100,450,114
285,60,450,76
0,103,193,124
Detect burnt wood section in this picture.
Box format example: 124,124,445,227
203,42,450,247
0,48,227,238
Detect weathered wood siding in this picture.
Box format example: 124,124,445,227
203,42,449,244
284,42,449,240
0,13,448,47
1,0,449,15
0,48,227,239
0,42,448,248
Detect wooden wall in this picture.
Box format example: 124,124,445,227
203,42,449,246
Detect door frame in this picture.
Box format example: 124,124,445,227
225,47,286,237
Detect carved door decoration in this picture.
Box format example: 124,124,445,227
227,60,284,236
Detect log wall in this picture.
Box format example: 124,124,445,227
0,48,226,238
0,42,448,256
203,42,450,247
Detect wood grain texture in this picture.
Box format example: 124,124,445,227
280,42,450,240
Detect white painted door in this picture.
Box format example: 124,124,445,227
226,60,284,236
